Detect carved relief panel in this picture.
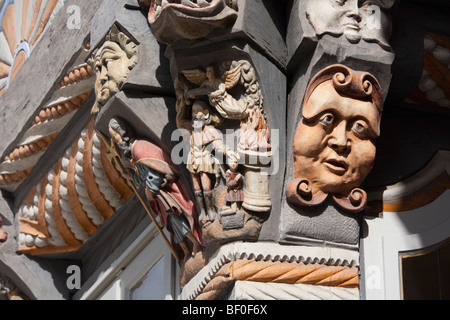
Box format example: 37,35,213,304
173,55,273,248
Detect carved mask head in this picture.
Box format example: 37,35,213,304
146,0,239,45
90,26,138,113
293,65,383,197
306,0,395,50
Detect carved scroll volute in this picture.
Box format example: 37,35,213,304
288,64,383,213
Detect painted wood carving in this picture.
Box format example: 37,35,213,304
287,64,383,213
141,0,239,45
89,25,138,114
305,0,396,50
175,59,272,246
108,117,203,261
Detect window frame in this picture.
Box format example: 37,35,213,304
76,221,179,300
361,190,450,300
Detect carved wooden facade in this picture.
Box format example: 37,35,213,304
0,0,449,301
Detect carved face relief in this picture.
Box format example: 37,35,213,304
94,42,131,106
305,0,395,50
288,65,383,212
146,0,239,44
293,81,377,196
90,26,137,113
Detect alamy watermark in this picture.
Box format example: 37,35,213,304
66,5,81,30
66,265,81,290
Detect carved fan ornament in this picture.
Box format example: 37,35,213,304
408,32,450,110
0,0,65,97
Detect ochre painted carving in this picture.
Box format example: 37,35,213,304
108,117,203,261
142,0,239,45
18,120,133,255
305,0,395,50
409,33,450,111
89,25,138,114
287,64,383,213
196,259,358,300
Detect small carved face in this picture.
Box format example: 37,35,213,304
293,81,378,195
192,102,210,122
306,0,393,48
94,41,132,107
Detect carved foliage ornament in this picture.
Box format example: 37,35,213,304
287,64,383,213
305,0,396,50
88,25,138,114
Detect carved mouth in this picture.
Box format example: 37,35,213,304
344,22,361,31
323,158,348,175
149,0,221,23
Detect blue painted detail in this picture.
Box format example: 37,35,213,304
6,41,30,89
0,0,14,33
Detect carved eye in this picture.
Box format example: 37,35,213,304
334,0,346,5
105,58,115,66
352,121,368,136
320,114,334,127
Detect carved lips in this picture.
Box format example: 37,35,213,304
323,157,349,175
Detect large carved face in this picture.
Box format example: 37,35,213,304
94,41,132,107
306,0,395,49
147,0,238,45
293,65,382,197
90,26,137,113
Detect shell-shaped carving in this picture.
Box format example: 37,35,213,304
0,0,65,96
18,120,134,255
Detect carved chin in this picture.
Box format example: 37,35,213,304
148,0,238,44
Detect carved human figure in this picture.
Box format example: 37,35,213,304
305,0,396,50
220,157,244,216
108,117,202,259
287,64,383,212
90,25,138,114
182,60,271,152
178,100,236,224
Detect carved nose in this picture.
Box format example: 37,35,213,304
346,3,362,22
328,123,350,153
